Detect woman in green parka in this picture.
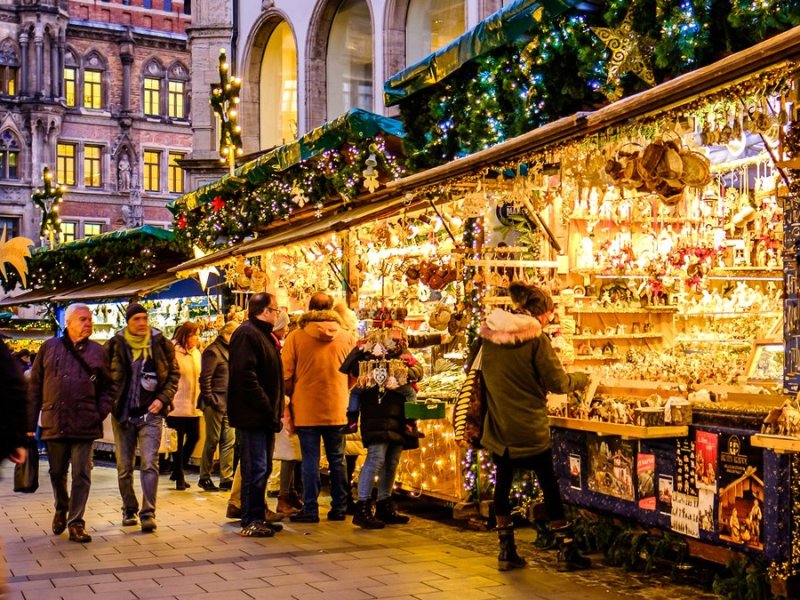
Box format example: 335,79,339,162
479,281,591,572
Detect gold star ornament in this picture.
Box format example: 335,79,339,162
592,13,656,101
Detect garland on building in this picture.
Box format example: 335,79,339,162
398,0,800,171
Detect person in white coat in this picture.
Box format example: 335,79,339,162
167,321,202,490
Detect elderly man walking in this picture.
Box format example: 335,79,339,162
284,292,356,523
27,303,113,543
106,302,179,533
227,293,284,537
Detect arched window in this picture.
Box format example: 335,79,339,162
82,51,107,109
142,59,165,117
0,130,20,179
326,0,372,118
405,0,465,65
0,39,19,96
260,22,298,149
63,50,79,107
167,61,189,120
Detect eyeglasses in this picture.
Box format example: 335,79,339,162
266,307,280,314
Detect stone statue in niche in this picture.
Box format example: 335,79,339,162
118,154,131,191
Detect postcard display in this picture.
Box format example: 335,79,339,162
543,81,800,572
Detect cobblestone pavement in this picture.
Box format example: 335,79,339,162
0,461,723,600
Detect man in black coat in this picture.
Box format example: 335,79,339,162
227,292,284,537
1,338,28,466
27,303,113,543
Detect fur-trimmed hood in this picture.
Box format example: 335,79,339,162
299,309,344,342
479,308,542,345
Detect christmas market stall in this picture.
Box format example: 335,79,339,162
378,0,800,590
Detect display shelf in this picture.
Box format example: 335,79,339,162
676,311,781,318
568,307,677,314
674,337,753,344
548,416,688,439
751,434,800,453
572,333,662,340
573,355,621,361
464,258,559,268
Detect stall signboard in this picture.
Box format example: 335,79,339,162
587,434,635,501
718,434,764,550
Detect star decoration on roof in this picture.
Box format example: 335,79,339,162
592,13,656,101
192,245,219,291
211,195,226,213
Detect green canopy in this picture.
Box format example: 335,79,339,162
383,0,578,106
169,108,405,213
37,224,174,253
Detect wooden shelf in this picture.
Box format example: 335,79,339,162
573,355,621,361
568,307,677,314
572,333,662,340
548,417,688,439
676,311,781,318
464,259,559,268
751,434,800,453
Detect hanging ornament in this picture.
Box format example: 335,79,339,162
315,201,323,219
177,213,188,229
211,195,226,212
291,181,308,207
362,152,380,193
592,13,656,101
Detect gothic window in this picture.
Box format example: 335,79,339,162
143,149,161,192
167,62,189,119
82,52,107,109
405,0,465,65
143,59,165,116
84,145,102,188
0,39,19,96
260,21,298,149
0,130,20,180
326,0,373,118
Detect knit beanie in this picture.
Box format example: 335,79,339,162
125,302,148,322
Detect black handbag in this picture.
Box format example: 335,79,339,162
13,437,39,493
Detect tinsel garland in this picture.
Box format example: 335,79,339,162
398,0,800,171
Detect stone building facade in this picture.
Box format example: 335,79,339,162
184,0,503,194
0,0,191,245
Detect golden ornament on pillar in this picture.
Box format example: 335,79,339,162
592,13,656,101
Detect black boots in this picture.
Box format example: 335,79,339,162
375,499,410,524
556,534,592,571
352,500,385,529
497,525,526,571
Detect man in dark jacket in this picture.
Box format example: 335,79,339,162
27,303,112,543
227,293,284,537
197,320,238,492
105,302,179,533
1,338,28,466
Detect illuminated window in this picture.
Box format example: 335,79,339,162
168,80,185,119
260,21,298,148
64,67,77,107
327,0,373,118
168,152,184,193
57,143,76,186
0,130,19,180
61,221,77,243
144,77,161,116
84,222,102,238
143,150,160,192
406,0,465,65
83,69,102,108
0,66,16,96
84,145,102,188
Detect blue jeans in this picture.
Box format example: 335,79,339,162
296,426,347,516
112,414,163,518
238,429,274,527
357,441,403,502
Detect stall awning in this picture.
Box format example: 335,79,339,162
0,287,64,307
383,0,579,106
171,194,419,276
169,108,405,214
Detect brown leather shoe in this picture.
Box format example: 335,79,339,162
52,511,67,535
68,523,92,543
264,508,285,523
276,494,300,516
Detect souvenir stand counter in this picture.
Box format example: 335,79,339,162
375,37,800,586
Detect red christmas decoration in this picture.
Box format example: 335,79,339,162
177,214,187,229
211,195,227,212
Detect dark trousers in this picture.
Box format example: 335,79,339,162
296,426,348,516
46,440,94,526
238,429,274,527
166,415,200,481
492,448,565,521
